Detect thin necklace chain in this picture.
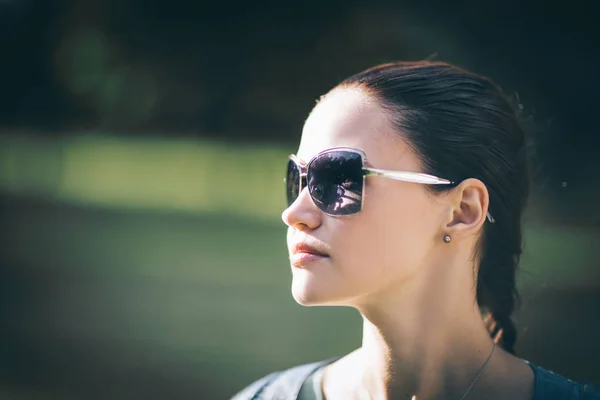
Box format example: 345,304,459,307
357,343,496,400
458,342,496,400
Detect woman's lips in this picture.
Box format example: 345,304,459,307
290,251,329,267
290,242,329,267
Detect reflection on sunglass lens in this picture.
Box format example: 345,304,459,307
286,159,300,206
308,150,363,215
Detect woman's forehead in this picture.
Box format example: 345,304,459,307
297,88,391,161
296,88,415,169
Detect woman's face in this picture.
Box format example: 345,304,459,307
282,88,447,307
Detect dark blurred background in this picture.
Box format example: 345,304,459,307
1,0,599,399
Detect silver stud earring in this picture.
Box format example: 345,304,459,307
443,235,451,243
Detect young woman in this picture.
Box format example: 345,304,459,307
232,61,600,399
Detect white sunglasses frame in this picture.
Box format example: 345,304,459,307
286,146,495,222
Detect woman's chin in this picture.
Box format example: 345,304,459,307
290,271,343,306
292,288,322,306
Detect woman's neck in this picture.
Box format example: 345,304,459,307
354,271,496,399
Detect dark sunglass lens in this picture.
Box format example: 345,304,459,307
286,159,300,206
308,151,363,215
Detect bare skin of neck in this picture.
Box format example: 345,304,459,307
321,251,535,400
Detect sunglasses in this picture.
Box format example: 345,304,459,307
285,147,495,222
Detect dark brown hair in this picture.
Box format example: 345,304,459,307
338,61,530,354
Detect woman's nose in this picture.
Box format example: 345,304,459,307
281,188,322,231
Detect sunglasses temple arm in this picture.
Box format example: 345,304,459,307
363,167,453,185
363,168,495,223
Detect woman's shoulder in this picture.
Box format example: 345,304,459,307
527,361,600,399
230,358,336,400
230,358,600,399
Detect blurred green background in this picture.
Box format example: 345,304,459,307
1,1,600,399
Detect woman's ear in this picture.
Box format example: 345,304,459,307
445,178,489,238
